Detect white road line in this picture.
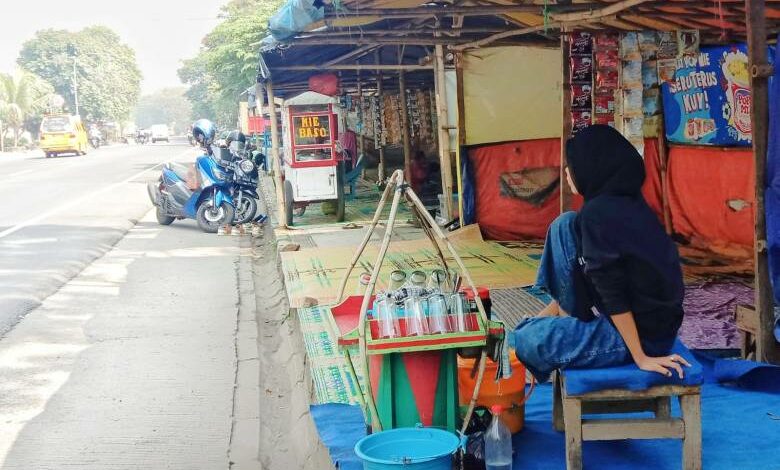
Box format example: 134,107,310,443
0,147,194,240
8,169,34,178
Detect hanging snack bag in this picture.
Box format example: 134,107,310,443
570,32,593,55
572,110,592,134
677,30,700,57
596,69,619,91
657,32,678,59
623,88,643,116
595,49,619,69
643,89,661,116
593,114,616,127
657,58,678,83
594,93,616,114
622,60,643,87
642,60,659,88
571,84,593,109
638,31,658,60
594,33,619,50
620,32,641,60
570,56,593,83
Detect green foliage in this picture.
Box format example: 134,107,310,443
0,69,54,145
133,87,193,134
179,0,282,128
17,26,142,123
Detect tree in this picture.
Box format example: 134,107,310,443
133,87,193,134
179,0,282,127
17,26,142,123
0,69,53,146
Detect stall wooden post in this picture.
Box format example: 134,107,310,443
560,34,574,213
265,80,288,227
746,0,780,363
399,70,412,181
657,118,673,235
455,52,467,225
434,44,454,221
376,50,386,181
357,72,367,179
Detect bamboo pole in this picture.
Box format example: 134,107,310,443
357,171,405,431
323,3,607,19
265,81,288,227
657,116,673,234
399,70,413,181
336,180,395,302
434,44,454,221
376,50,386,182
271,64,435,71
746,0,780,363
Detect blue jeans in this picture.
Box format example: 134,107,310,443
515,212,632,382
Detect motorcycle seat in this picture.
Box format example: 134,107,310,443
164,162,200,190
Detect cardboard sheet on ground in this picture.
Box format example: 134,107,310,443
280,227,541,308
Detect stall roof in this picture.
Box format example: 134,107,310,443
260,0,780,92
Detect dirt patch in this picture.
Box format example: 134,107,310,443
252,223,333,469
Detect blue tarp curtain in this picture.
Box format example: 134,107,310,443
268,0,324,41
766,38,780,341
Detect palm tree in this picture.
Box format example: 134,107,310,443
0,69,52,148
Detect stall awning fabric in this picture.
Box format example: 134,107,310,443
461,46,562,146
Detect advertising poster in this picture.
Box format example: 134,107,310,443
662,44,753,146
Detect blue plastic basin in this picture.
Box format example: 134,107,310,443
354,427,461,470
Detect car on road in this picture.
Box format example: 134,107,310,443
39,114,89,158
150,124,170,143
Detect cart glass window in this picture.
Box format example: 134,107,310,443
295,147,333,162
292,114,332,146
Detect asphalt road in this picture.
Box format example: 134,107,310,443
0,138,200,336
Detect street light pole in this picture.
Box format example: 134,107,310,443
72,56,79,116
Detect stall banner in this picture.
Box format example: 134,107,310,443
662,44,752,146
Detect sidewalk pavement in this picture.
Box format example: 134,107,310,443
0,212,257,469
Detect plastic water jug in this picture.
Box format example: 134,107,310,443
485,405,513,470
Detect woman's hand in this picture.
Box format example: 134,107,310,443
635,354,691,378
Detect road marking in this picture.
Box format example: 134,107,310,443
8,169,34,178
0,147,194,240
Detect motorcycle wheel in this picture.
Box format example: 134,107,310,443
233,195,258,225
196,200,235,233
156,207,175,225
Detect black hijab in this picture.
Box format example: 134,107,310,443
565,125,645,201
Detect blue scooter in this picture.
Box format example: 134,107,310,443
147,144,235,233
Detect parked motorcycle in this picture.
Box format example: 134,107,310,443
221,131,262,225
147,119,235,233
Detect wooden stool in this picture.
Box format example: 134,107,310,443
735,304,757,359
551,342,703,470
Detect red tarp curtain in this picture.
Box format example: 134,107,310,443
469,138,664,240
667,146,754,250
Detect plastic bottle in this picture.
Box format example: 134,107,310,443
484,405,513,470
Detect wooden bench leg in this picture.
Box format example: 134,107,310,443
563,396,583,470
655,396,672,419
680,394,702,470
553,371,564,432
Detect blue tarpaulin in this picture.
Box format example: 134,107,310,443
767,37,780,341
268,0,324,41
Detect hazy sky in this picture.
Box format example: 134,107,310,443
0,1,226,93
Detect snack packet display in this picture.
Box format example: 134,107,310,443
677,30,700,57
572,110,593,134
570,32,593,55
593,114,616,127
594,93,616,114
657,32,678,59
571,84,593,109
570,56,594,82
594,33,619,50
623,88,643,116
638,31,658,60
596,69,618,91
657,58,678,83
622,60,642,87
595,49,619,69
642,60,659,88
620,32,641,60
643,89,660,116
